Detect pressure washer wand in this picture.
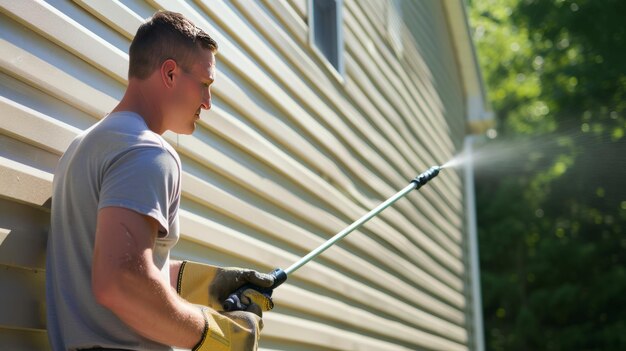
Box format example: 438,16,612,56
283,165,441,276
223,166,441,311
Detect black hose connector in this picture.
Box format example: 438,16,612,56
269,268,288,289
411,166,441,190
223,268,288,311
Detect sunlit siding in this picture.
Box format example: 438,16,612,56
0,0,471,350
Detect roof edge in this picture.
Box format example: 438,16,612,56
441,0,494,135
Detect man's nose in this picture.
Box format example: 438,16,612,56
201,90,211,110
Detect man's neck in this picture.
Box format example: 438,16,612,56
112,79,166,134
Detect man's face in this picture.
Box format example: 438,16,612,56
169,49,215,135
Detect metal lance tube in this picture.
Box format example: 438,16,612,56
223,166,441,311
284,165,441,275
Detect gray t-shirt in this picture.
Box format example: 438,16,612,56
46,111,181,351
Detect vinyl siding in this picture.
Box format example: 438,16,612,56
0,0,472,350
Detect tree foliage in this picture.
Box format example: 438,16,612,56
469,0,625,350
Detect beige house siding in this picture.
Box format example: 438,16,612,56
0,0,476,350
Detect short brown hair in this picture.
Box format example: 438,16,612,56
128,10,218,79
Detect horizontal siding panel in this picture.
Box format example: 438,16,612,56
192,0,412,196
0,37,119,117
232,1,460,245
0,156,52,207
220,0,466,275
0,197,49,269
348,0,460,174
344,1,464,214
1,0,128,83
402,0,467,142
179,209,466,324
72,0,144,40
0,132,58,175
168,4,466,288
284,0,307,21
275,284,468,345
179,178,466,318
0,327,50,351
345,2,458,181
177,125,466,303
342,52,464,255
0,96,79,155
260,0,308,46
263,313,466,351
201,109,465,288
0,265,46,331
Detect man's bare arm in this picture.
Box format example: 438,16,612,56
92,207,204,348
170,259,183,290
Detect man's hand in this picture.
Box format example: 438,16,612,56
195,308,263,351
176,261,275,313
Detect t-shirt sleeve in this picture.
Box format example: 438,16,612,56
98,146,179,235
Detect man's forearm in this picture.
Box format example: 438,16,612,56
170,259,183,290
95,253,204,349
93,208,205,349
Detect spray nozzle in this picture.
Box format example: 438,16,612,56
411,166,441,189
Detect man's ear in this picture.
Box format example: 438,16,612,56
161,59,177,88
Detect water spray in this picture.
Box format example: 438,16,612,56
224,166,442,311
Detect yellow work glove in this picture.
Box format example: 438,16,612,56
193,306,262,351
176,261,275,312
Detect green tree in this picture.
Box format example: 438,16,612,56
469,0,625,350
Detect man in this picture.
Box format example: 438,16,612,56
47,10,274,351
